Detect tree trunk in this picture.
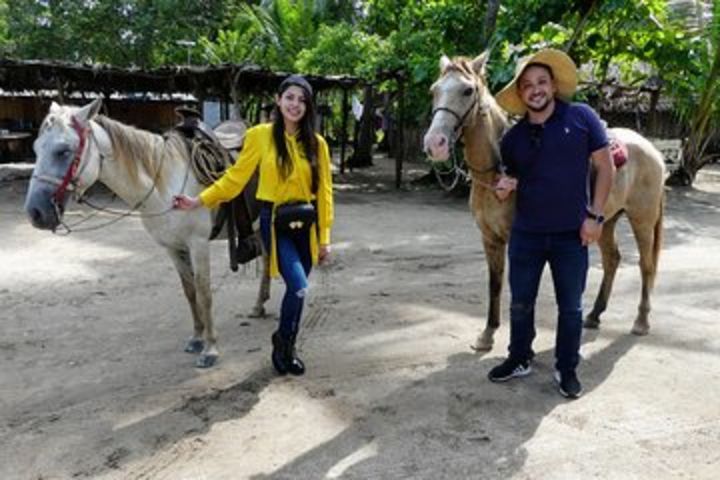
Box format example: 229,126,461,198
348,84,375,168
564,0,600,54
401,124,426,164
482,0,502,47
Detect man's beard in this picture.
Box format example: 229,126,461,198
526,95,553,113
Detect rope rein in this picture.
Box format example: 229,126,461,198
189,137,234,185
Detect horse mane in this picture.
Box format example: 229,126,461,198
440,57,476,78
94,115,184,193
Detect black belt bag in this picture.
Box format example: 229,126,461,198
274,202,317,233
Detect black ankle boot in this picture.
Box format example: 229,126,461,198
285,333,305,376
271,331,289,375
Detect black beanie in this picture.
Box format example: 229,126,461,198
278,74,313,97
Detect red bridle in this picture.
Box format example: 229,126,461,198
52,116,89,206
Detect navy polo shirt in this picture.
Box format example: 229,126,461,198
500,100,608,233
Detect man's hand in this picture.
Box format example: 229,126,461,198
173,194,201,210
580,218,603,246
494,175,517,201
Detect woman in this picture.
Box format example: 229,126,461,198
173,75,334,376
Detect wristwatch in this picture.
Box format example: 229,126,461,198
586,208,605,224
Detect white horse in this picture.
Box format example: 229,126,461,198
24,98,270,368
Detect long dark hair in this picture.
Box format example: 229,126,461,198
272,75,318,192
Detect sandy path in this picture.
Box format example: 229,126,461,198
1,159,719,479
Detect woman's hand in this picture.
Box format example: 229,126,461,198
173,194,201,211
319,244,331,265
494,175,517,201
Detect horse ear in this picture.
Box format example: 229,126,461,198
75,97,103,123
439,55,452,72
471,51,491,76
50,101,62,114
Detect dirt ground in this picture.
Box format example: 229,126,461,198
1,157,719,480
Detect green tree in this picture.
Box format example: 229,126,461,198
664,0,720,185
364,1,486,119
201,0,356,70
0,0,10,53
295,22,390,77
5,1,227,67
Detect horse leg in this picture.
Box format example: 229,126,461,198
584,215,621,329
189,242,218,368
627,209,662,336
167,248,205,354
473,238,505,351
249,243,271,318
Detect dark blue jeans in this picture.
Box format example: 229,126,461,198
507,229,588,373
260,207,312,337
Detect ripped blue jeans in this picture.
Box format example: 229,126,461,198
260,206,312,337
507,229,588,373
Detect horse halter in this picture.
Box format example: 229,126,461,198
429,81,507,187
430,92,478,142
31,116,93,207
55,117,90,206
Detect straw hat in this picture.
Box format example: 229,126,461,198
495,48,578,116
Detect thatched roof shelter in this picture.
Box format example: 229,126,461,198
0,59,404,179
0,58,362,98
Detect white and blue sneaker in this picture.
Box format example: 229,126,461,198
554,370,583,399
488,358,532,382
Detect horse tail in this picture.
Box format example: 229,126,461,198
651,193,664,288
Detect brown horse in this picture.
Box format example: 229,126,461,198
423,53,665,351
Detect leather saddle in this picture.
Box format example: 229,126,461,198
175,107,261,271
608,134,628,169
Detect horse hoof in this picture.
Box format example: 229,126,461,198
471,333,494,352
631,324,649,336
583,318,600,329
184,338,205,354
195,354,218,368
247,306,267,318
470,343,492,353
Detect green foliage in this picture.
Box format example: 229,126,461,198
0,0,716,178
662,0,720,179
362,0,487,123
200,0,340,70
662,1,719,121
491,0,683,89
295,22,390,78
0,0,9,53
570,0,680,84
4,0,227,67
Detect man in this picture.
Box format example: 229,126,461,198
489,49,615,399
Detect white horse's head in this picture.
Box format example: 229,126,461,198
25,98,105,231
423,52,492,162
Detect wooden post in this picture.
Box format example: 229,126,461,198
55,75,66,104
396,77,405,189
340,87,349,175
230,70,242,121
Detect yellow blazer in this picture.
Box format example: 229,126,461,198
199,123,334,277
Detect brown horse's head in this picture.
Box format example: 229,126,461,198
424,52,495,162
